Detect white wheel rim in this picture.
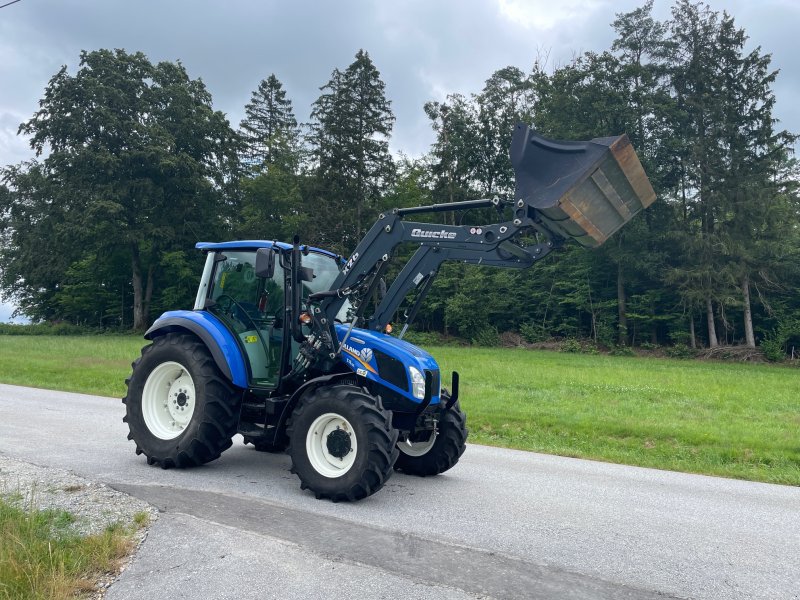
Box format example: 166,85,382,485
398,431,437,457
142,361,196,440
305,413,357,478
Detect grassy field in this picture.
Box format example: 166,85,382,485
0,335,144,397
434,347,799,485
0,335,797,485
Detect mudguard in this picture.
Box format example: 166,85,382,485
144,310,249,388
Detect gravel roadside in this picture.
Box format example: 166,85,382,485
0,453,157,597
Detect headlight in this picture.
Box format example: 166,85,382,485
409,366,425,400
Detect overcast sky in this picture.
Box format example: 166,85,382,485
1,0,798,321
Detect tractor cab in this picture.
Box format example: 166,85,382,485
193,241,348,389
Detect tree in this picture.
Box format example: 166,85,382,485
239,74,300,172
235,75,304,242
309,50,395,249
4,49,239,330
663,1,794,347
0,161,79,322
235,166,306,242
473,67,535,196
424,94,479,224
605,1,672,345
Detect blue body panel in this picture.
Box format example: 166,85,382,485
196,240,339,260
335,324,441,405
147,310,440,405
147,310,250,388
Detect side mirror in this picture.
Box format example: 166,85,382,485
298,266,315,282
255,247,276,279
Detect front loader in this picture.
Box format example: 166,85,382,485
122,123,655,501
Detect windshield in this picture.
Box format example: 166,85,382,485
302,252,353,322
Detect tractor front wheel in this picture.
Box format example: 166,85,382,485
287,385,398,501
394,399,467,477
122,333,240,468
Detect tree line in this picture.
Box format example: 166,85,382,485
1,0,798,357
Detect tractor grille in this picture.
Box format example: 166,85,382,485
425,369,440,397
374,350,408,392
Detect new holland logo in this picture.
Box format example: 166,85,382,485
341,343,377,374
410,228,457,240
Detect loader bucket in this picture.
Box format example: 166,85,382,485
510,123,656,248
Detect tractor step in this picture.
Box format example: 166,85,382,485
239,395,289,425
238,423,270,438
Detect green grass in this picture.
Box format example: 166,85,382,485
433,346,800,485
0,335,144,397
0,497,135,600
0,335,797,485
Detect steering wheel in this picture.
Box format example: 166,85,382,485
214,294,258,331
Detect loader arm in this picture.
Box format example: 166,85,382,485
310,199,558,337
293,123,655,373
366,235,557,335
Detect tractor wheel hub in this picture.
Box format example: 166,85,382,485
326,428,352,459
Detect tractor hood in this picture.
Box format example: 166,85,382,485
334,324,441,406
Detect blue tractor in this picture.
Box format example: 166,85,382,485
123,124,656,501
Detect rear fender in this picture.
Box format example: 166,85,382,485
144,310,248,388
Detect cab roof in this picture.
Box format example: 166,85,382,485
195,240,339,259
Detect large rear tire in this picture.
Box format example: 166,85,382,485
287,385,398,502
122,333,240,469
394,399,467,477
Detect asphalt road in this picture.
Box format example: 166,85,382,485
0,383,797,599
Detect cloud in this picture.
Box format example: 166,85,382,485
0,111,31,166
0,0,796,163
496,0,609,30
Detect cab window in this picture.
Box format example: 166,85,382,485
301,252,352,322
208,251,284,387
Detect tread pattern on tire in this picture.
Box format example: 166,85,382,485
122,333,240,469
394,399,468,477
287,384,399,502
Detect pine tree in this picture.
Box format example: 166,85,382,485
239,74,299,172
473,67,535,196
606,0,671,345
309,50,395,249
664,0,794,347
424,94,478,225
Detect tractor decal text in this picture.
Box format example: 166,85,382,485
410,228,457,240
342,252,359,275
341,343,377,374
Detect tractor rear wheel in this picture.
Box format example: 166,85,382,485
394,398,467,477
287,385,398,502
122,333,240,469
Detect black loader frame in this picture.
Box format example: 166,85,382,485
290,122,656,376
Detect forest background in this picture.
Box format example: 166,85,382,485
2,0,799,359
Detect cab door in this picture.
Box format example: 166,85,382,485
206,250,285,388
